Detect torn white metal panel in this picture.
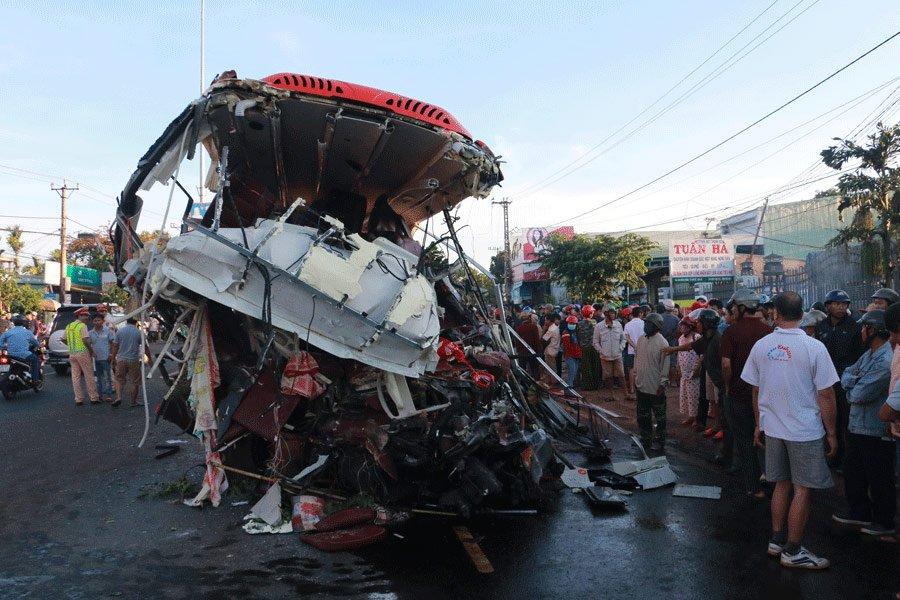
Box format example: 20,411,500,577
151,220,439,377
141,120,214,192
296,233,380,302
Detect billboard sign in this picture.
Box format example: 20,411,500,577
512,226,575,265
669,238,735,282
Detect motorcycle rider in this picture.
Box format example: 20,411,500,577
817,289,865,467
0,315,41,383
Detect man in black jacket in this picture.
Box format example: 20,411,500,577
816,289,865,467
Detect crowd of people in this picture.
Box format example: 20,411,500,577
504,286,899,570
0,304,156,409
63,305,150,408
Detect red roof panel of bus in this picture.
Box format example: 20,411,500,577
262,72,472,139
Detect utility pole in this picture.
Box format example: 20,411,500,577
198,0,206,207
741,196,769,290
51,180,78,304
492,197,512,302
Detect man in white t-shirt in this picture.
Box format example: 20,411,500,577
623,306,646,401
741,291,838,570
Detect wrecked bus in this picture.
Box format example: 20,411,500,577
111,70,611,539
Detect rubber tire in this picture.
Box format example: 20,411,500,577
53,365,69,376
33,379,44,393
0,380,13,401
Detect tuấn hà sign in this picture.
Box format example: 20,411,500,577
668,238,735,282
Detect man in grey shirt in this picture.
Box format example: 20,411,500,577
89,315,115,402
111,318,146,407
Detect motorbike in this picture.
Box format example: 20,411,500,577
0,349,44,400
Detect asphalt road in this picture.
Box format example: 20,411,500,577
0,369,896,599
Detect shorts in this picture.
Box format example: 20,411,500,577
623,354,634,369
764,434,833,489
600,358,625,378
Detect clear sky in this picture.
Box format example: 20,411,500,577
1,0,899,265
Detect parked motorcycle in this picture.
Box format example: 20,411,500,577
0,350,43,400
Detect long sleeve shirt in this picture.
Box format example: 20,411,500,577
817,314,864,376
634,333,669,395
592,319,625,360
542,324,561,357
841,342,893,438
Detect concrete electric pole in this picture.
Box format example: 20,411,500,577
198,0,206,208
51,180,78,304
492,197,512,302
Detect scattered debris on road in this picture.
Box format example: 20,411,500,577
672,484,722,500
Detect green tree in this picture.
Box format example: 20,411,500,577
102,283,131,308
139,230,171,251
6,226,24,271
23,256,44,276
489,250,509,282
68,234,115,272
821,122,900,285
537,232,656,300
0,270,43,314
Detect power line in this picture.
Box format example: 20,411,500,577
602,167,857,236
542,77,900,233
511,0,817,200
587,78,900,227
507,0,784,198
0,215,59,220
541,29,900,229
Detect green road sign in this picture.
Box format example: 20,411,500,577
66,264,101,287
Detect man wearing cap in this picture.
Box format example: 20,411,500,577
89,314,116,403
817,289,865,466
633,313,670,453
721,288,772,498
62,307,99,405
96,303,117,331
833,309,895,538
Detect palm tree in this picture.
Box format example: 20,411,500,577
6,226,23,272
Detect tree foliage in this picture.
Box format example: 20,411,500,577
102,284,131,308
68,235,115,272
537,232,656,300
139,230,171,251
0,270,43,314
821,122,900,282
23,256,44,276
489,250,508,282
6,226,24,271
